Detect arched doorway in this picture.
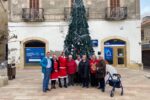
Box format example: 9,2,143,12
24,40,46,66
104,39,127,67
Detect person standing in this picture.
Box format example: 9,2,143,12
67,55,77,86
58,52,68,88
50,54,59,89
90,55,98,87
79,54,90,88
96,56,106,92
75,55,81,85
40,52,54,92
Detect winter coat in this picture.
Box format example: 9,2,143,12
96,59,106,79
79,60,90,79
58,56,67,67
90,59,98,74
40,57,54,74
58,56,67,77
50,60,59,80
67,59,77,75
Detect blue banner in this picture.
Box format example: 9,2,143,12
104,47,113,64
91,40,98,47
25,48,45,63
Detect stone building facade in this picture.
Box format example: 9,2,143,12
0,0,8,62
141,16,150,68
8,0,141,69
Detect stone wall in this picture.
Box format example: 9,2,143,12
0,0,8,61
8,0,140,22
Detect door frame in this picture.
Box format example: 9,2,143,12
104,45,127,67
113,46,126,67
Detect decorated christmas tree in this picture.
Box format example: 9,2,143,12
64,0,94,58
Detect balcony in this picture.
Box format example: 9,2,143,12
64,7,89,21
22,8,44,22
105,7,127,20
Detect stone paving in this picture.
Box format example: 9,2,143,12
0,68,150,100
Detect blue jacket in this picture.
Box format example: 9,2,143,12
40,57,54,74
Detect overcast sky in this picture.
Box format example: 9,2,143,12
141,0,150,17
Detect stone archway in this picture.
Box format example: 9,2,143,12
101,36,130,67
20,37,49,68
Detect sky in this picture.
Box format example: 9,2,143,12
141,0,150,17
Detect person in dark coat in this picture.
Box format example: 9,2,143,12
96,56,106,92
79,54,90,88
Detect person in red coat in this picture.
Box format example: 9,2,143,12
50,55,59,89
58,52,67,88
90,55,98,87
67,55,77,86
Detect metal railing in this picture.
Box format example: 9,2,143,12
22,8,44,22
105,7,128,20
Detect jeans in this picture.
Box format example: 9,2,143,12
43,68,51,91
68,74,75,86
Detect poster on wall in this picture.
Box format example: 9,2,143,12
25,48,45,64
104,47,113,64
91,40,98,47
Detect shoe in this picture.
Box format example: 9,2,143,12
43,90,47,93
101,89,105,92
98,87,102,89
47,88,51,91
64,85,68,88
59,85,62,88
86,86,89,88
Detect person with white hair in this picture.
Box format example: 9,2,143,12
67,55,77,86
96,56,106,92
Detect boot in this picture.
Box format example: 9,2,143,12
59,78,62,88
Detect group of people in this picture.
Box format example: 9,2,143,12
40,51,107,93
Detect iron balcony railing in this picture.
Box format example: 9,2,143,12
105,7,128,20
64,7,89,21
22,8,44,22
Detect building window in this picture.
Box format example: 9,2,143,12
110,0,120,7
141,29,144,41
30,0,39,9
71,0,74,7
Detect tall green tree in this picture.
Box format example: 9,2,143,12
64,0,94,58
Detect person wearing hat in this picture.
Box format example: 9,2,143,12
58,52,68,88
50,54,59,89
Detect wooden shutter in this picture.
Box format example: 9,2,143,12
110,0,120,7
30,0,39,9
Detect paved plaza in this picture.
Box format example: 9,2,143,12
0,68,150,100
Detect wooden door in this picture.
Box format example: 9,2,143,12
110,0,120,7
113,46,126,67
30,0,39,9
